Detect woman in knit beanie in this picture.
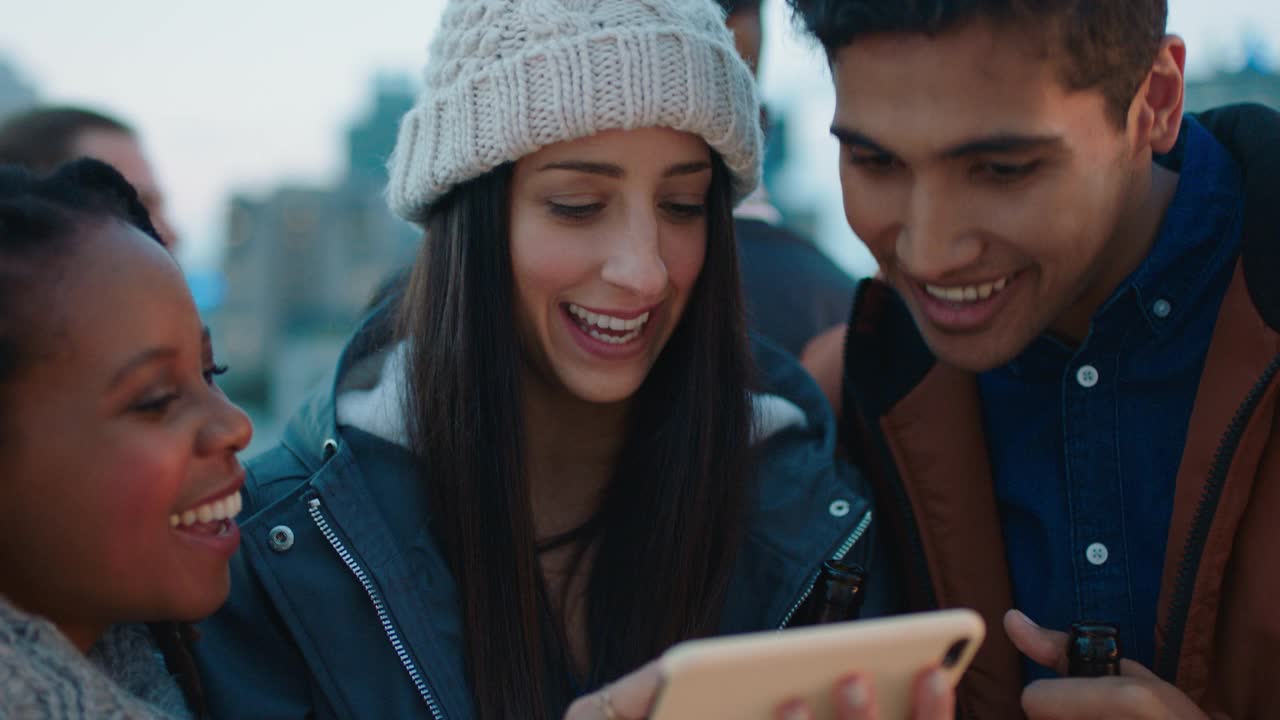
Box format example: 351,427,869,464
196,2,929,719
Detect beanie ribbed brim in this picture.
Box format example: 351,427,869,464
388,23,761,224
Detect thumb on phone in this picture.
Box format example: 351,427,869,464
564,661,663,720
1003,610,1069,676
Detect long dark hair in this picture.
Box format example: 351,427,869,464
398,150,754,719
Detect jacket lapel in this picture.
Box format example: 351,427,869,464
880,364,1023,718
1156,263,1280,698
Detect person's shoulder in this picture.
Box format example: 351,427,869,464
798,278,937,422
1194,104,1280,332
736,218,855,284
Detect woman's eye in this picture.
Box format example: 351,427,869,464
662,202,706,220
548,202,604,219
203,363,229,386
133,393,179,415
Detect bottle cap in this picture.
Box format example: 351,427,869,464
1067,621,1121,677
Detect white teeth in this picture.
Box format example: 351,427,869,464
925,276,1013,304
567,304,651,335
587,327,642,345
169,490,243,529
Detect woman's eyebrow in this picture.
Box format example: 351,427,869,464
108,347,177,390
537,161,624,178
663,161,712,178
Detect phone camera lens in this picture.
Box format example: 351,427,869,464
941,638,970,668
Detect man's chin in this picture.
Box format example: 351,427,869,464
922,330,1026,374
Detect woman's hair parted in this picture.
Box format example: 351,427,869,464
397,152,755,720
0,159,208,718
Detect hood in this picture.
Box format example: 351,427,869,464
1193,104,1280,332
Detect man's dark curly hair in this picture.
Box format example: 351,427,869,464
786,0,1168,126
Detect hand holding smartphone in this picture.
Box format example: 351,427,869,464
650,609,984,719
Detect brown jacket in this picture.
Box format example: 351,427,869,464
830,105,1280,719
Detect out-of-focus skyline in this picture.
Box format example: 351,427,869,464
2,0,1277,271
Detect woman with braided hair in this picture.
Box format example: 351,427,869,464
0,158,252,718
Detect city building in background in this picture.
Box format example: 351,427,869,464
0,56,37,120
213,76,418,452
1186,52,1280,111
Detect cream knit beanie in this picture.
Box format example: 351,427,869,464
387,0,762,223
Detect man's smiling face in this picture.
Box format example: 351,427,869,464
831,20,1156,371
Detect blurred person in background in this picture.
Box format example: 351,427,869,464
717,0,858,359
194,1,955,719
792,0,1280,717
0,106,180,250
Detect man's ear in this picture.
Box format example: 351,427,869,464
1130,35,1186,154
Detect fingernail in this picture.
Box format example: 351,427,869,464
842,677,869,709
927,670,950,696
1014,609,1039,627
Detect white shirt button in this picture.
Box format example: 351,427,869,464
1076,365,1100,388
1086,542,1109,566
828,499,851,518
1152,299,1172,319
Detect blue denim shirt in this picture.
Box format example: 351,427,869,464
977,117,1244,680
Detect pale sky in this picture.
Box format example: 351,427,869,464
3,0,1277,272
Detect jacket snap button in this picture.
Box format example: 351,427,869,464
828,499,851,518
322,438,339,459
268,525,295,552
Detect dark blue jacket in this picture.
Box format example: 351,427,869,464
196,306,888,719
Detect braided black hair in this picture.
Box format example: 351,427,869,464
715,0,763,15
0,158,207,718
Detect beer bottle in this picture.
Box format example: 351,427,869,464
1067,621,1121,677
811,559,868,624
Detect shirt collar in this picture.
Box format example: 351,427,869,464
1122,115,1244,336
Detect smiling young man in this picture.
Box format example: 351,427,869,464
789,1,1280,718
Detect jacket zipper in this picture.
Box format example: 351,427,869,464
1154,353,1280,682
778,509,873,629
306,496,446,720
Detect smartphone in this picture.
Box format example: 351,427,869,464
650,609,984,719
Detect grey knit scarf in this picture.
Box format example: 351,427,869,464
0,595,190,719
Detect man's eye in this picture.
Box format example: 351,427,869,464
977,160,1041,183
848,152,901,172
548,202,604,219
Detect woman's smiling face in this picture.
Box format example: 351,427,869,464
0,219,251,650
509,127,713,405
